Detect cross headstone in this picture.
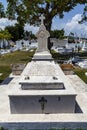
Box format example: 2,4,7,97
39,97,47,113
39,14,45,25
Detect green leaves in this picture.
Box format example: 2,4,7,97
0,2,5,17
6,0,87,31
79,5,87,24
50,29,65,39
5,24,24,41
0,30,12,40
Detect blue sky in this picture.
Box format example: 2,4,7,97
0,0,87,37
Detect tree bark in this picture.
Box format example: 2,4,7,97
44,16,53,50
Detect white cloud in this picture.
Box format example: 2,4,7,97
64,14,87,36
0,18,17,30
24,24,39,34
0,18,39,34
0,14,87,37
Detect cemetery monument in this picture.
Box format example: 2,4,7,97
2,14,87,130
8,15,76,114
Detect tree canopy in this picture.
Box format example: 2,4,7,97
5,24,24,41
0,2,5,17
0,29,12,40
79,5,87,23
6,0,87,32
50,29,65,39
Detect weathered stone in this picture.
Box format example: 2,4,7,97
12,63,26,75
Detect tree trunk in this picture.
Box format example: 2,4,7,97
44,18,52,50
44,17,52,32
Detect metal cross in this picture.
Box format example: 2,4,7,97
39,97,47,113
39,14,45,25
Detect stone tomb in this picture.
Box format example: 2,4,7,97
9,15,76,114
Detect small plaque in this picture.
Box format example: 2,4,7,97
21,82,65,90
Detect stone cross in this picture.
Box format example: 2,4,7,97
39,97,47,113
39,14,45,25
35,14,50,53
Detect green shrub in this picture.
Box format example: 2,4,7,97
0,127,5,130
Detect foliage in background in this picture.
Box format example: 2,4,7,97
6,0,87,32
0,2,5,17
5,24,24,42
0,30,12,40
79,5,87,23
50,29,65,39
68,32,75,43
0,30,12,48
24,31,36,40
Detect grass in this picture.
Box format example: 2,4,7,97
60,63,87,84
51,50,71,60
51,51,87,84
51,50,87,60
0,50,34,66
74,68,87,84
0,50,87,84
0,50,34,83
0,65,11,83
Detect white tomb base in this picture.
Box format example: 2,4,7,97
8,59,76,114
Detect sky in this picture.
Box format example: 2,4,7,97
0,0,87,37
